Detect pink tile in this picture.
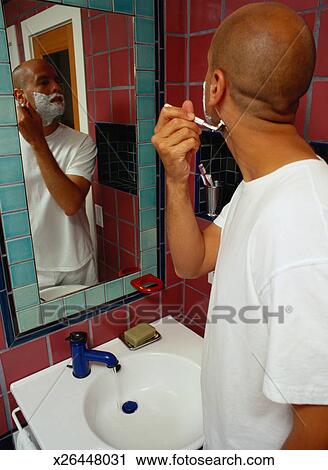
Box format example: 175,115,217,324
0,338,49,391
118,220,135,253
86,90,95,124
3,1,19,27
93,53,110,89
166,0,187,33
117,190,134,223
308,81,328,141
0,317,6,350
166,253,182,287
129,293,161,327
166,36,187,83
131,90,136,123
8,392,27,430
102,186,117,217
97,233,105,262
91,15,108,54
104,240,119,271
161,284,184,318
82,19,92,57
91,307,128,347
189,84,204,122
108,14,129,50
189,33,214,83
183,286,209,337
190,0,221,33
276,0,318,10
0,395,8,437
165,85,187,108
95,90,111,122
110,50,130,87
103,214,118,245
92,182,103,206
294,93,307,138
112,89,131,124
85,57,94,90
315,8,328,76
185,275,212,297
299,11,316,32
119,249,137,272
129,49,135,85
49,321,89,365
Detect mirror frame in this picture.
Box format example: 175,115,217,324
0,0,159,346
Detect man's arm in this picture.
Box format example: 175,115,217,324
152,100,221,279
282,404,328,449
17,103,90,216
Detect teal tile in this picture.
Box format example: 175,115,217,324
136,71,155,95
6,236,33,264
138,143,156,165
0,128,20,155
0,183,27,212
63,0,87,6
139,165,156,188
141,248,157,269
2,210,30,239
89,0,113,9
0,97,16,125
0,7,4,29
140,227,157,250
0,30,9,62
113,0,134,14
13,284,39,311
136,44,155,70
105,277,124,302
0,156,23,184
138,120,155,142
139,187,156,209
135,17,155,44
140,208,156,231
17,305,42,332
141,266,158,277
64,290,86,317
123,271,141,295
137,96,156,120
136,0,154,17
10,260,37,289
85,284,105,308
0,64,13,94
42,298,65,325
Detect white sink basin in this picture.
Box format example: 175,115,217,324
11,317,204,450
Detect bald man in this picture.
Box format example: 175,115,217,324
152,2,328,450
14,59,98,292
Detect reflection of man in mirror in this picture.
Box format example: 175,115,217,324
13,59,98,291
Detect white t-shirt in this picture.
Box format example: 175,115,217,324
20,124,97,271
202,156,328,450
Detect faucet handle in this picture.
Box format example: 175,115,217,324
65,331,88,343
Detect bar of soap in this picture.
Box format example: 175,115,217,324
124,323,156,347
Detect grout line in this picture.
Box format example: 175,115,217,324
45,335,53,367
186,0,191,99
221,0,226,20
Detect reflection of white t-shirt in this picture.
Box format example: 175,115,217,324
20,123,97,271
202,157,328,450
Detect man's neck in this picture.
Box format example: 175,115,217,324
223,119,318,182
43,120,60,137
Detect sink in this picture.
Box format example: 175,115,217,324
11,316,204,450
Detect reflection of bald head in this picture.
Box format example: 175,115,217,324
210,2,316,117
13,59,56,89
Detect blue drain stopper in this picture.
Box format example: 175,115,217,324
122,401,138,414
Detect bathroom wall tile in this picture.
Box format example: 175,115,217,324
85,284,106,309
93,53,110,89
119,248,137,271
0,30,9,62
277,0,318,10
123,271,140,295
138,142,156,165
6,236,33,265
63,290,86,317
135,0,154,17
137,120,155,143
13,283,39,311
139,165,156,188
295,93,307,138
0,5,4,29
166,0,187,33
161,283,184,318
104,241,119,270
105,277,124,302
0,396,8,437
135,17,155,44
308,81,328,141
111,89,131,123
102,186,117,217
165,252,181,287
0,156,23,185
2,210,30,240
49,320,89,364
8,392,27,431
0,64,13,95
140,228,157,251
189,84,203,119
0,97,16,126
108,14,130,50
95,90,111,122
63,0,88,7
0,337,49,390
41,298,65,325
137,96,156,120
139,208,157,231
190,0,221,32
16,305,42,333
189,33,214,82
136,44,155,70
110,49,130,87
183,285,209,337
91,305,128,346
89,0,113,10
10,260,37,289
118,220,135,252
299,11,316,32
224,0,256,17
0,315,6,350
185,274,212,297
139,187,156,210
129,292,161,326
141,247,157,269
0,128,20,156
0,184,27,213
141,266,157,278
315,8,328,76
113,0,134,14
103,214,118,244
117,191,134,223
165,85,187,107
166,36,186,83
91,15,108,54
136,71,156,95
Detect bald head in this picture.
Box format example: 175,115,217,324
209,2,316,118
13,58,57,89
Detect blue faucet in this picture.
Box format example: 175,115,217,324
66,331,120,379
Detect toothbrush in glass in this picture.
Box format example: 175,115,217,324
199,163,214,187
164,103,224,132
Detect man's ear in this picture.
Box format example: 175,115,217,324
208,69,226,107
14,88,26,105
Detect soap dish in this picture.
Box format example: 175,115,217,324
119,331,162,351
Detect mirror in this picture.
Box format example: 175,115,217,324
3,0,140,303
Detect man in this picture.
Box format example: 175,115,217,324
13,59,98,291
152,2,328,450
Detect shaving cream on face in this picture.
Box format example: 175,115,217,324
33,92,65,126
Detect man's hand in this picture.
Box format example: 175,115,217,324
151,100,201,184
16,101,45,147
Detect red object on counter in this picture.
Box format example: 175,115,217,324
130,274,164,294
